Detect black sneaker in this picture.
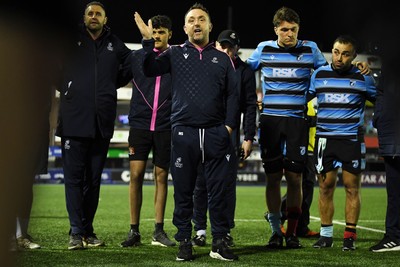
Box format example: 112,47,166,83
120,229,141,247
285,234,302,249
68,234,84,250
209,238,238,261
223,233,235,247
369,235,400,252
151,230,176,247
176,239,194,261
313,236,333,248
191,234,206,247
266,232,283,248
342,237,356,251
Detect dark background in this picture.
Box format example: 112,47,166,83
1,0,392,54
98,0,389,54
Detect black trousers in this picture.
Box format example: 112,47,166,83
384,156,400,240
62,136,110,236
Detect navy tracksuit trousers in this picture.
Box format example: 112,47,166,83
193,128,239,232
61,136,110,236
171,124,237,241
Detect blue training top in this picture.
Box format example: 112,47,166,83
247,39,327,118
309,64,377,139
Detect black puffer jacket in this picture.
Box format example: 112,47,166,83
56,24,131,139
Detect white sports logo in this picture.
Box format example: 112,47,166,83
175,157,183,168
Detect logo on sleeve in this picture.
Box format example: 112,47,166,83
352,160,359,169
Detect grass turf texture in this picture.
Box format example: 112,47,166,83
15,184,396,267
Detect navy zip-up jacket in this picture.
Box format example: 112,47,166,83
56,24,131,139
141,39,239,130
128,48,171,131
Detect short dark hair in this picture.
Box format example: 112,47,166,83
184,2,211,23
151,15,172,31
85,1,106,14
272,6,300,27
333,35,358,53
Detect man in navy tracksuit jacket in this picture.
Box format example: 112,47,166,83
56,2,131,250
192,29,257,247
134,3,239,261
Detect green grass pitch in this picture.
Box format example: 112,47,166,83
15,184,398,266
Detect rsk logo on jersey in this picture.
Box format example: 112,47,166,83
324,93,350,103
272,68,298,77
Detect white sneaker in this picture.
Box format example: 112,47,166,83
17,235,41,249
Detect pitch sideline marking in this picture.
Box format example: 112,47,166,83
141,217,385,233
232,216,385,234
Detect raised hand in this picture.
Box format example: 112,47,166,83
134,12,153,40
